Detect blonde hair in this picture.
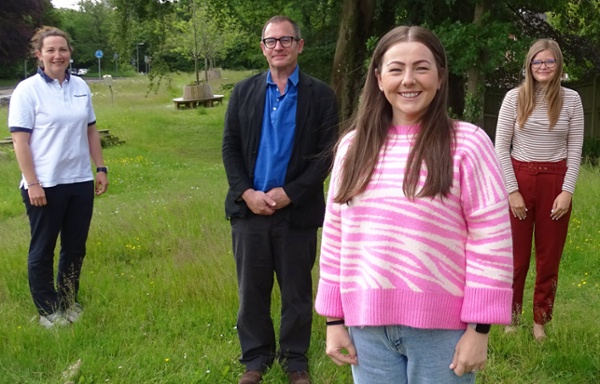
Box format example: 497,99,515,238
517,39,563,129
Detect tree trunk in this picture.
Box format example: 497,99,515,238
331,0,377,125
465,0,490,127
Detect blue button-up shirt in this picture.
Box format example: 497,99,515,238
253,66,299,192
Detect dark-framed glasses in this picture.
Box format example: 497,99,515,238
531,59,557,69
262,36,295,49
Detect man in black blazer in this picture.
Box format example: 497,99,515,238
222,15,338,384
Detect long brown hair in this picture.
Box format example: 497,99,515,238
517,39,564,129
334,25,454,204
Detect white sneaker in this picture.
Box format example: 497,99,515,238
65,303,84,323
39,312,69,329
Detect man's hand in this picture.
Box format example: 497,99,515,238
242,189,276,215
266,187,291,210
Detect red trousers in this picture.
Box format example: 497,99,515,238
510,158,571,325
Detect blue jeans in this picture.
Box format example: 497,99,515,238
349,325,475,384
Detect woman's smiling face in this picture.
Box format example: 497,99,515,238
36,35,71,80
376,41,441,126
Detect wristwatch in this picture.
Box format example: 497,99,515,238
469,323,491,334
96,166,108,174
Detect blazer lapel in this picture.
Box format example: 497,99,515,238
295,72,311,146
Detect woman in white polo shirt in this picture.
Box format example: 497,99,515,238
8,26,109,328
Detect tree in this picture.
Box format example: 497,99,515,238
167,0,240,84
331,0,377,124
0,0,60,78
59,0,114,69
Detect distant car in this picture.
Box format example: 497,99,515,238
70,68,79,75
77,68,89,75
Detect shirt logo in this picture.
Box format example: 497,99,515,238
74,94,87,97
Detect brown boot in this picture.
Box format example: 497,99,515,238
288,371,311,384
238,370,263,384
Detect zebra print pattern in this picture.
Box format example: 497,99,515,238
315,122,514,328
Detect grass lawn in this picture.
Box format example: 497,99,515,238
0,71,599,383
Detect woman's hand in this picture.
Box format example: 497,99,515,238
95,172,109,195
325,322,358,366
28,184,47,206
508,191,527,220
551,191,572,220
449,326,488,376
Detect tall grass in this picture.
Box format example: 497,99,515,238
0,72,599,383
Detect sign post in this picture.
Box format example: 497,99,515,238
113,53,119,77
95,50,104,80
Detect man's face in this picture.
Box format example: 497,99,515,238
261,21,304,73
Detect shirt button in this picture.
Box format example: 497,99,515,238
273,107,276,111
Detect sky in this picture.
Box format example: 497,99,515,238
51,0,80,10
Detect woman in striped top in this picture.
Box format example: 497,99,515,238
495,39,584,341
315,26,513,383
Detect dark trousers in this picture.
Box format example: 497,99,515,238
231,210,317,372
510,159,571,325
21,181,94,315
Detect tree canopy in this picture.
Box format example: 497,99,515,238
3,0,600,125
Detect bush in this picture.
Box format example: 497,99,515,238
582,137,600,166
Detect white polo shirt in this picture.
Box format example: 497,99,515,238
8,68,97,189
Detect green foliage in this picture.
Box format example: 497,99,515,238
582,137,600,166
463,86,484,125
547,1,600,81
166,0,242,84
58,1,114,69
1,72,600,383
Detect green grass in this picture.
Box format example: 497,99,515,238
0,72,599,383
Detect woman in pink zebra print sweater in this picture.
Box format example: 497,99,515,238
315,25,514,384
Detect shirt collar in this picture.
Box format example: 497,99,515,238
37,67,71,83
266,65,300,87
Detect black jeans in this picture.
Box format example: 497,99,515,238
21,181,94,315
231,210,317,372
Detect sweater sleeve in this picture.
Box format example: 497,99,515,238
494,88,519,193
458,123,514,325
562,89,584,194
314,133,352,319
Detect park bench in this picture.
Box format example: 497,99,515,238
172,94,224,109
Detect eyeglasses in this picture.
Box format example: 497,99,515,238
262,36,296,49
531,59,557,69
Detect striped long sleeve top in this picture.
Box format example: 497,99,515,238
495,87,584,194
315,122,514,329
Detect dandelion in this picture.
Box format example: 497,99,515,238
164,358,170,362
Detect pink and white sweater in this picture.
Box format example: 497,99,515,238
315,122,514,329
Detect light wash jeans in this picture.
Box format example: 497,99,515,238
349,325,476,384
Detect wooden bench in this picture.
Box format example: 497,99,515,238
173,94,224,109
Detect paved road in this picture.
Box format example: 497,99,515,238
0,86,14,97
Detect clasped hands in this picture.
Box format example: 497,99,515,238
242,187,290,215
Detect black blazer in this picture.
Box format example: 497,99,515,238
222,71,339,229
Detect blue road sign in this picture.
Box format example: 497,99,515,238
95,50,104,59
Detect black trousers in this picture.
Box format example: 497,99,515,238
231,210,317,372
21,181,94,315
